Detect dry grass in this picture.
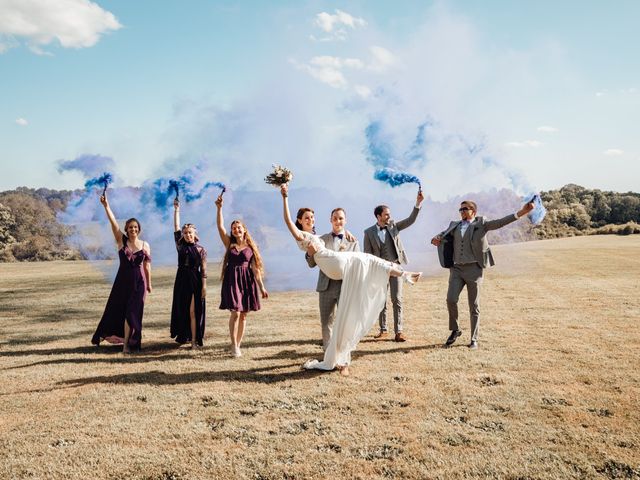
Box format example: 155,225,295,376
1,236,639,480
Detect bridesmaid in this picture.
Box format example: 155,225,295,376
170,198,207,348
215,194,268,357
92,193,152,353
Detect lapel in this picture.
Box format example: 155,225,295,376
465,218,479,239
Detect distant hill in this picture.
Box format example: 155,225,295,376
0,184,638,261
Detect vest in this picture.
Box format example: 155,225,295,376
378,229,399,262
453,223,477,265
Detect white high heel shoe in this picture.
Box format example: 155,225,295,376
402,272,422,285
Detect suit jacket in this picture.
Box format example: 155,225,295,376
306,233,360,292
436,214,518,269
363,206,420,265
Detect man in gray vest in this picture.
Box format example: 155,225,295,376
431,199,534,349
363,191,424,342
306,207,360,350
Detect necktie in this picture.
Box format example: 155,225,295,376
332,233,344,239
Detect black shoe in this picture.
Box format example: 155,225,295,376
445,330,462,346
468,340,478,350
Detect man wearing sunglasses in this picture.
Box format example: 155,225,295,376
431,199,534,349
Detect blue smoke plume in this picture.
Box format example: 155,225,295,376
373,167,421,190
526,194,547,225
365,121,426,190
84,172,113,194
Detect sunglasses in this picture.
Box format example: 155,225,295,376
458,207,472,212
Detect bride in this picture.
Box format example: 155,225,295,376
279,184,421,376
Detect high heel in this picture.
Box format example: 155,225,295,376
402,272,422,285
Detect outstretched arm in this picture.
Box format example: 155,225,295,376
173,198,180,232
100,194,124,248
214,195,231,249
485,201,535,231
280,184,304,242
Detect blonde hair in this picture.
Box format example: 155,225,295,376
220,219,264,280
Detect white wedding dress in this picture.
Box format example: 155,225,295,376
297,231,393,370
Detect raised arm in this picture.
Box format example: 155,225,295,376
173,198,180,232
100,194,124,247
214,195,231,249
396,190,425,231
280,184,304,242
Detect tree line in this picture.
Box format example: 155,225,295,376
0,184,638,261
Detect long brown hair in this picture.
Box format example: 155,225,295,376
220,219,264,280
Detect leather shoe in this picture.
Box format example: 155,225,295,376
394,332,407,342
468,340,478,350
374,331,388,339
445,330,462,346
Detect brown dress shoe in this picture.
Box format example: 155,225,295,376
374,331,388,339
394,332,407,342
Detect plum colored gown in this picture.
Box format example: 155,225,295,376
170,231,207,345
92,235,150,350
219,246,261,312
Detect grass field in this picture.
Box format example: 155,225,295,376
1,235,639,479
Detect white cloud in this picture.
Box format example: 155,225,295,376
595,91,606,97
368,46,396,72
603,149,624,156
293,55,366,89
505,140,543,148
537,126,558,133
15,117,28,126
0,0,122,55
354,85,372,98
312,9,366,41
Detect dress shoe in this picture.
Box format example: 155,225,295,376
394,332,407,342
468,340,478,350
374,331,388,339
445,330,462,346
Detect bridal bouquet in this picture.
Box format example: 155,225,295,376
264,164,293,186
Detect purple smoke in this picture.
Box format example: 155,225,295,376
57,154,116,178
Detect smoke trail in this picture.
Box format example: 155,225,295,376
84,172,113,196
373,167,421,190
57,154,116,178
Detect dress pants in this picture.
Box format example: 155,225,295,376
446,263,484,342
378,274,403,334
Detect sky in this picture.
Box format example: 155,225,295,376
1,0,639,196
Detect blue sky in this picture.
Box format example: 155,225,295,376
1,0,639,196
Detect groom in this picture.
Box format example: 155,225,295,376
363,190,424,342
306,207,360,350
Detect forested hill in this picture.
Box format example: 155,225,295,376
0,184,639,261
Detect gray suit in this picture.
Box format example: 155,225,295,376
436,214,518,342
363,206,421,333
306,233,360,350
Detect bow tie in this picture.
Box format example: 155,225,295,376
378,225,387,231
332,233,344,239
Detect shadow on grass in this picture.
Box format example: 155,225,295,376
57,363,322,388
0,340,184,358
